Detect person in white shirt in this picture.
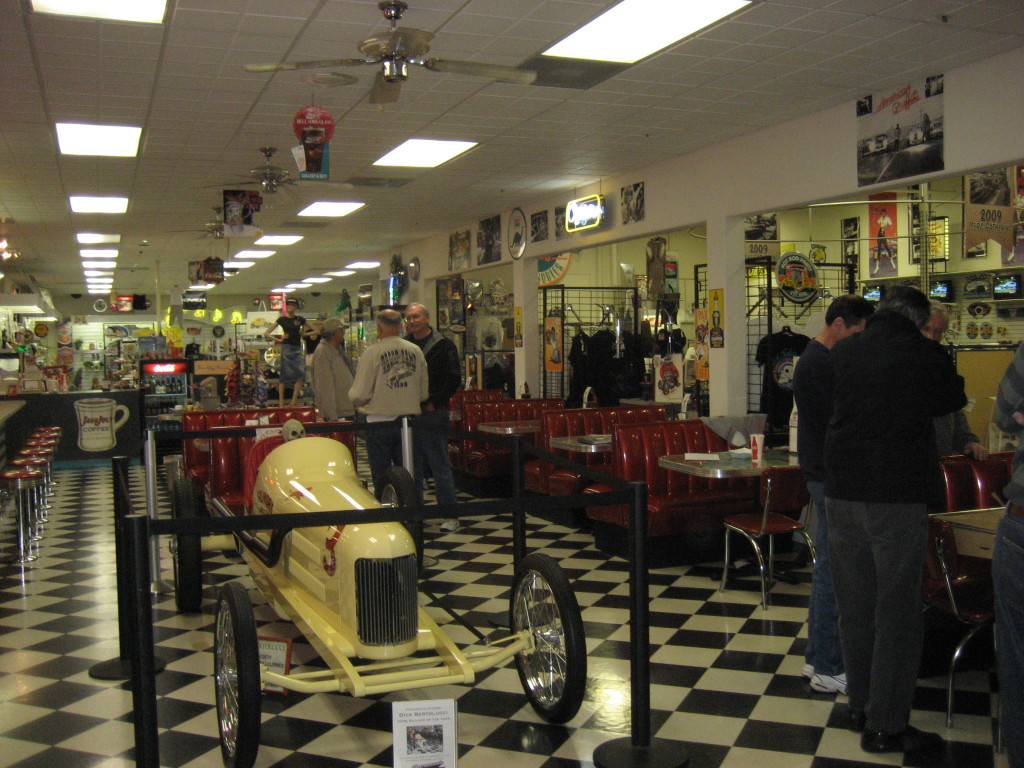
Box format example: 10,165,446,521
349,309,428,492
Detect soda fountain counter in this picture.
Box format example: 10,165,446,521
3,389,142,463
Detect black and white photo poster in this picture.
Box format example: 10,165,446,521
856,74,944,187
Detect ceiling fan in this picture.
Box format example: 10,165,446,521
170,206,225,239
245,0,537,104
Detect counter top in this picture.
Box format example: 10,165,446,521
0,400,25,425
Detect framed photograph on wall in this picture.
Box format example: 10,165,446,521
841,217,860,262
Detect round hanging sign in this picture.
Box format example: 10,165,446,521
292,105,335,142
775,251,819,304
537,252,573,286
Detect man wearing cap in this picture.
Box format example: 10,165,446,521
310,317,355,421
349,309,428,493
404,302,461,531
264,297,315,406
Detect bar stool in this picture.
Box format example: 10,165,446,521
15,448,55,503
9,457,50,531
1,467,43,563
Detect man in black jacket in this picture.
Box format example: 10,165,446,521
404,303,461,530
824,285,966,757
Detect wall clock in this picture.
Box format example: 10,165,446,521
507,207,527,260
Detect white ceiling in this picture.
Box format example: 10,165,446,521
2,0,1023,305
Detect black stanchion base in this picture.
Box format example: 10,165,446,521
593,737,689,768
89,655,168,681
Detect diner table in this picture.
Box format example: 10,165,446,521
477,420,541,435
549,434,613,453
930,506,1003,559
658,447,797,478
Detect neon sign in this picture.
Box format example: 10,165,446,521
565,194,605,233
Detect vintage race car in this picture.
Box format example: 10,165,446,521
171,425,586,768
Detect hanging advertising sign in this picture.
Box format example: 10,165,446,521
856,73,944,187
293,105,335,181
775,251,819,304
223,189,263,237
565,194,605,233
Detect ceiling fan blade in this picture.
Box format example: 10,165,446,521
369,71,403,104
245,57,370,73
420,58,537,85
300,72,359,87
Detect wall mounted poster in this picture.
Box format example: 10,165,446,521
868,192,898,277
621,181,645,224
965,167,1014,255
530,210,549,242
1014,165,1024,264
856,73,944,187
543,316,563,372
476,215,501,265
448,229,470,271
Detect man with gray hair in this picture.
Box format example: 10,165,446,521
349,309,428,493
310,316,355,421
824,285,966,757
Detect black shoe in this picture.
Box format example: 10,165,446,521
845,708,866,733
861,725,943,754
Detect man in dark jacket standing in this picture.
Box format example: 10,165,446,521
404,303,461,530
824,286,966,757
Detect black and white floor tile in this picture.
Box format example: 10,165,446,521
0,458,1005,768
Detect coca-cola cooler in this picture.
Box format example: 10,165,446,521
139,359,192,436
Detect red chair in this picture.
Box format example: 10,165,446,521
922,518,995,727
720,465,814,609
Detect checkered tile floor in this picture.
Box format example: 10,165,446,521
0,457,1006,768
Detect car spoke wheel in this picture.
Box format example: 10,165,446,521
172,477,203,613
510,552,586,723
376,466,423,562
215,582,261,768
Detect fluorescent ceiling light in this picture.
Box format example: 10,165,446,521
82,260,117,268
88,288,109,295
543,0,750,63
374,139,476,168
285,283,308,290
83,270,113,277
224,261,255,269
56,123,142,157
77,232,121,244
303,277,331,284
80,249,118,259
255,235,303,246
233,249,275,259
345,261,380,269
70,196,129,213
38,316,58,322
31,0,167,24
297,201,365,217
271,287,295,293
189,284,213,291
87,281,113,287
326,270,355,277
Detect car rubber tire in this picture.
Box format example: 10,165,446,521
172,477,203,613
510,552,587,723
214,582,261,768
376,466,423,561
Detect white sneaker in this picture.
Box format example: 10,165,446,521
810,672,847,694
802,663,814,679
440,519,459,532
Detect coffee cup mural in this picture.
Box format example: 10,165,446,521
75,397,130,452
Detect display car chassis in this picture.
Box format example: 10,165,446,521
171,431,587,768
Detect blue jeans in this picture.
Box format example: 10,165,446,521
805,481,843,676
994,511,1024,768
413,409,458,507
827,498,928,734
365,419,403,494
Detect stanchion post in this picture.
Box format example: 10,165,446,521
126,513,161,768
510,434,526,568
400,415,414,472
91,458,167,681
144,429,171,593
592,482,689,768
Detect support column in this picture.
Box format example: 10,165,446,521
704,215,748,416
512,257,539,396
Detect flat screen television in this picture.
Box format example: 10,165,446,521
928,279,954,301
863,284,884,302
993,273,1021,299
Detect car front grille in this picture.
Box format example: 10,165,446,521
354,554,418,646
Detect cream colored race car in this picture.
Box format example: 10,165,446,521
172,425,586,768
